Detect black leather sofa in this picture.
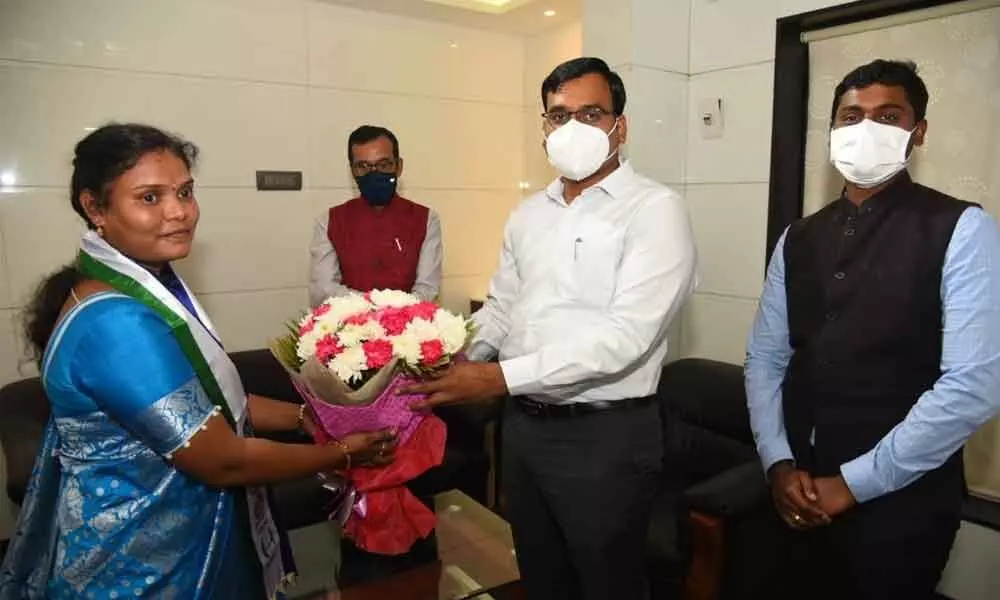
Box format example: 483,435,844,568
647,358,788,600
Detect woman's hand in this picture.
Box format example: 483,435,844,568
339,430,398,468
301,408,319,439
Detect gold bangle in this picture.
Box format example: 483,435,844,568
296,403,307,433
332,439,351,470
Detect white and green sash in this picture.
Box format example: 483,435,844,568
78,231,290,598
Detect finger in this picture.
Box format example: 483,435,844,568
410,391,457,411
779,512,803,529
777,498,806,527
799,472,819,502
368,430,397,444
787,476,826,514
774,500,802,529
375,439,399,454
372,452,395,466
777,502,818,530
785,488,830,524
401,381,438,395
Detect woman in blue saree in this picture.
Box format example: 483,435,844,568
0,124,397,599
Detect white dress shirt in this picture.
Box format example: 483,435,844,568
308,207,443,306
469,161,698,403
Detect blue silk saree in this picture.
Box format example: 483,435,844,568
1,232,293,599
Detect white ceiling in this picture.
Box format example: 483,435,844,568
315,0,581,36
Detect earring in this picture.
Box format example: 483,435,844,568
96,225,105,238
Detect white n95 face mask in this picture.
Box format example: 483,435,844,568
829,119,914,189
546,118,619,182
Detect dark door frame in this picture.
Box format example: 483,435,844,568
766,0,972,263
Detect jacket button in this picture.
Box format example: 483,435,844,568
834,271,846,280
826,311,838,322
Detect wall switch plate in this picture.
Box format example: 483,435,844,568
256,170,302,191
698,97,724,140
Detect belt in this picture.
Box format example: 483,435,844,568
512,395,656,419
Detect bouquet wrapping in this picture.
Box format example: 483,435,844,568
270,290,473,555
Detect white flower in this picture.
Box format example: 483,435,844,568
319,294,374,328
369,289,420,308
327,346,368,383
403,317,439,343
337,319,386,348
434,309,470,354
296,328,323,361
392,334,423,367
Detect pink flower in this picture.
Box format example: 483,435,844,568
343,313,370,327
315,334,344,364
378,307,412,336
420,339,445,366
312,303,331,318
299,319,315,336
407,302,439,322
362,339,395,369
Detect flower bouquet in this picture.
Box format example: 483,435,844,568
270,289,473,555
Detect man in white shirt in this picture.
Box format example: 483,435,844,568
309,125,442,306
407,57,698,600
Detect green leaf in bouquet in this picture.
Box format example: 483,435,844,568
269,320,305,372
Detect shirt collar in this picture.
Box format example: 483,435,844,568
544,161,636,205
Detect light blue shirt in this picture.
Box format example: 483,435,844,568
745,206,1000,503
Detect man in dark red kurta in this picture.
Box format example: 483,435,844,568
309,126,442,306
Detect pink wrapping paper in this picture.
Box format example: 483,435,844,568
296,373,427,444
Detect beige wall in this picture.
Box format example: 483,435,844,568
0,0,581,540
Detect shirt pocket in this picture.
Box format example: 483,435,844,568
570,219,625,307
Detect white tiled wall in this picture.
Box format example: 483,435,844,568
620,65,688,186
689,0,779,74
0,0,557,539
677,0,849,363
583,0,689,74
675,1,782,362
686,62,775,184
685,183,768,300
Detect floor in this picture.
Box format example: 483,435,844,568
286,521,344,598
284,491,519,600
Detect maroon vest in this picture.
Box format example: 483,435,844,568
327,196,428,293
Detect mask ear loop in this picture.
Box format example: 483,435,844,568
604,116,622,162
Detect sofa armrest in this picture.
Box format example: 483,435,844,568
682,460,769,519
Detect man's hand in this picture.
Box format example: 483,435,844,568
769,461,831,529
403,362,508,410
813,475,857,518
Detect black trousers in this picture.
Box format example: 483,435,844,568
501,399,663,600
781,465,963,600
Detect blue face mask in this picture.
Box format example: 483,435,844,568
356,171,398,207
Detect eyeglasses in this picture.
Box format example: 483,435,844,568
541,107,614,128
351,158,397,174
